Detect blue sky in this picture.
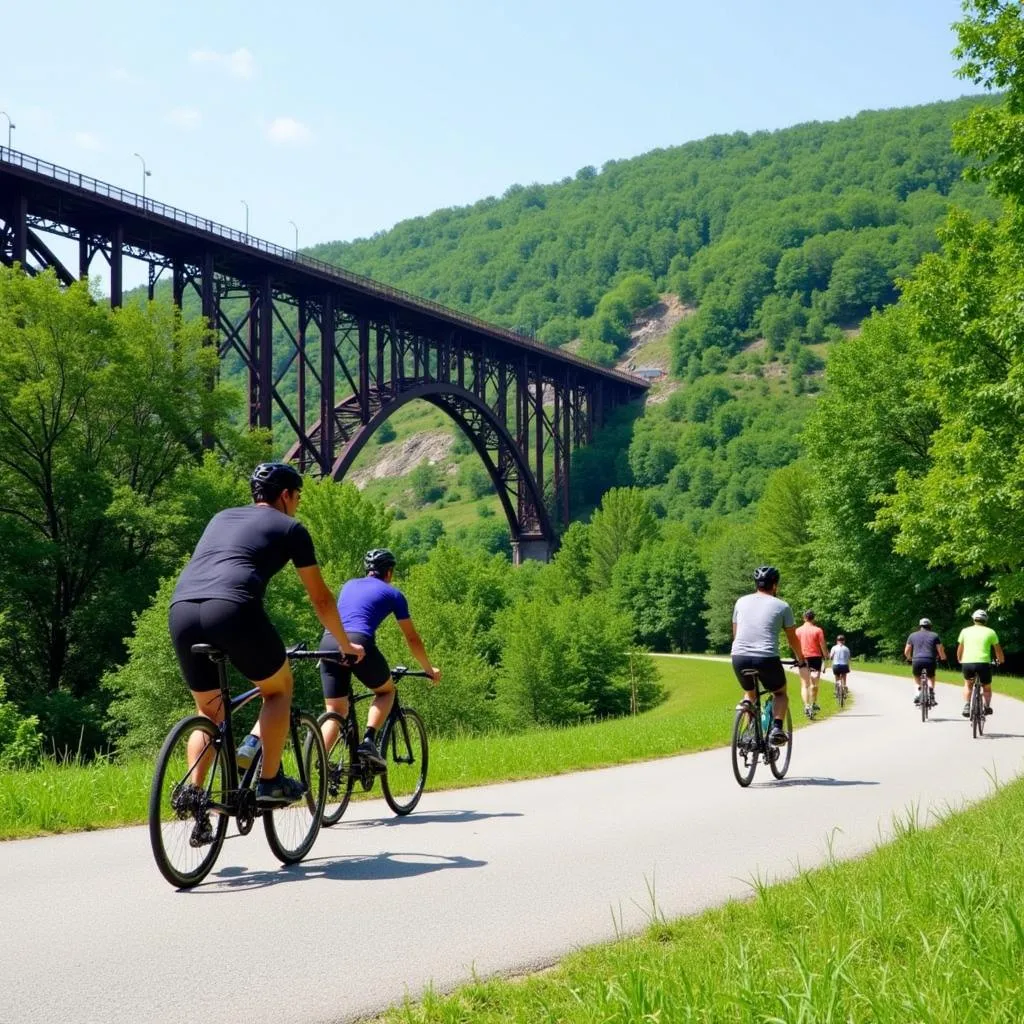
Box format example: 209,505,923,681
2,0,977,253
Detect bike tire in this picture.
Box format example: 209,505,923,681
380,708,428,815
769,705,794,780
264,710,327,864
317,711,357,826
730,705,758,788
149,715,230,889
971,684,984,739
921,675,928,723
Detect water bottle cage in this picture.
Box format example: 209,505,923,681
761,699,774,732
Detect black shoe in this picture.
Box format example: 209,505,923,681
189,816,215,847
962,702,971,718
811,703,820,713
357,738,387,770
913,693,922,705
929,693,937,707
256,772,308,807
985,705,994,716
768,724,788,747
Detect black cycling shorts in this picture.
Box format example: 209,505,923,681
912,659,937,681
832,663,850,677
169,599,286,693
806,656,823,672
319,631,391,698
962,662,993,686
731,655,787,693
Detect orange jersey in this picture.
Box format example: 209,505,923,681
796,622,827,658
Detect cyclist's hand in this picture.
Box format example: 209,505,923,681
343,642,365,663
427,666,442,684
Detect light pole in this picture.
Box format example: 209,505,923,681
1,111,14,149
289,220,299,252
241,199,250,236
133,152,151,200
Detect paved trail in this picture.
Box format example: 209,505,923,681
3,669,1024,1024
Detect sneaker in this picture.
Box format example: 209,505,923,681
928,692,938,707
735,699,754,711
256,771,308,807
189,816,215,848
768,724,788,746
804,704,811,717
985,706,994,716
811,703,821,713
962,702,971,718
357,738,387,770
913,692,922,705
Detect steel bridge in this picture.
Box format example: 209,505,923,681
0,147,647,561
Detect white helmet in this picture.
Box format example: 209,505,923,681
919,618,932,628
971,609,988,623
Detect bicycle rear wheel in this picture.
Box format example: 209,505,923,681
920,674,929,723
768,706,793,779
730,705,758,787
971,684,985,739
380,708,428,815
264,710,327,863
149,715,230,889
318,710,356,827
834,678,845,709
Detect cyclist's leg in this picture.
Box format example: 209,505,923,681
319,631,352,750
252,661,294,778
730,656,759,706
761,659,789,741
351,637,395,736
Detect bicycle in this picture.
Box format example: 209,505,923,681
918,665,935,723
293,651,431,823
832,667,848,709
148,643,327,889
967,666,990,740
730,661,796,788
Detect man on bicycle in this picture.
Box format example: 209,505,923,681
731,566,808,746
904,618,946,708
169,463,364,811
319,548,441,767
957,609,1004,718
828,634,851,698
795,610,828,718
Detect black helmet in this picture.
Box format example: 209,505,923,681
753,565,780,589
250,462,303,503
364,548,397,575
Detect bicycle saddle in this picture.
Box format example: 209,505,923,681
190,643,224,657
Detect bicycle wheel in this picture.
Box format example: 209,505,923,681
834,678,845,709
971,684,984,739
730,705,758,787
380,708,428,815
264,710,327,864
920,674,929,723
149,715,230,889
318,710,356,827
769,705,794,779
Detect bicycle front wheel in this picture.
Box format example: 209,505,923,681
264,710,327,864
380,708,428,815
318,710,356,827
971,685,985,739
149,715,230,889
920,675,929,723
730,706,758,787
769,706,793,779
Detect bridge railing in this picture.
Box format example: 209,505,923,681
0,146,646,388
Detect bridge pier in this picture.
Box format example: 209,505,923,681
512,537,553,565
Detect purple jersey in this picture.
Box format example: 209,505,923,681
337,576,410,636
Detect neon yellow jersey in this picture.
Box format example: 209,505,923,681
957,624,999,664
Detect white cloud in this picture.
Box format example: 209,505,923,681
73,131,102,151
189,47,255,79
266,116,311,144
167,107,202,130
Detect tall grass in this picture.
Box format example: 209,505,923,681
382,774,1024,1023
0,657,836,840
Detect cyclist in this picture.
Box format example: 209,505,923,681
795,610,828,718
828,633,851,699
731,565,809,746
169,463,364,812
957,609,1005,718
319,548,441,767
904,617,946,708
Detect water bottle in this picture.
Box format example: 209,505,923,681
236,734,261,770
761,698,774,734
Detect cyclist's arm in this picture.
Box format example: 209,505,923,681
818,633,829,659
397,618,441,683
783,625,806,666
295,565,364,660
957,642,964,663
994,643,1005,667
903,643,913,662
937,643,947,662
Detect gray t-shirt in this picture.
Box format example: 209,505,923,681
906,629,942,661
829,643,851,666
731,592,795,657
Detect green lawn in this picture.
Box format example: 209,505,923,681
381,772,1024,1023
0,656,836,840
852,659,1022,700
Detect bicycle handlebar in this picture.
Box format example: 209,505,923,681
286,646,431,678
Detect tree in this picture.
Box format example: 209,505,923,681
588,487,660,589
409,459,444,504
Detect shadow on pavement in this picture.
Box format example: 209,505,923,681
977,732,1024,740
756,776,880,788
339,808,523,830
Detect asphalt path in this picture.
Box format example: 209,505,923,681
3,668,1024,1024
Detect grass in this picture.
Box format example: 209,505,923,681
379,774,1024,1024
853,659,1021,700
0,656,836,840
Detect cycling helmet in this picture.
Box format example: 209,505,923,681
250,462,303,503
753,565,780,589
364,548,397,575
971,609,989,623
919,618,932,628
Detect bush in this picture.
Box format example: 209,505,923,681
0,679,42,768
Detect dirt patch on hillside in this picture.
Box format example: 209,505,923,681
349,430,454,488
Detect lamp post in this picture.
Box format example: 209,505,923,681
133,152,151,200
241,199,250,236
1,112,14,149
289,219,299,252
